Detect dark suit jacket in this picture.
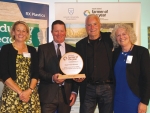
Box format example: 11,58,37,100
76,32,113,103
38,41,78,104
0,44,39,82
113,45,150,105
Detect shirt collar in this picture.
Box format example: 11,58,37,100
53,41,65,48
87,36,102,43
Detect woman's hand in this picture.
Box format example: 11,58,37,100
19,89,32,103
138,102,147,113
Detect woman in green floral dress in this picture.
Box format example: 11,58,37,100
0,21,41,113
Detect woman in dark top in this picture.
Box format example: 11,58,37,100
0,21,40,112
111,23,150,113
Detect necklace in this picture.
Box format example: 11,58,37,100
122,44,133,61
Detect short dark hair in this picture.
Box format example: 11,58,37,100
51,20,66,31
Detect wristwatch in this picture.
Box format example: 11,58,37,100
29,87,34,93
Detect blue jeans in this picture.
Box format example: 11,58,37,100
80,84,114,113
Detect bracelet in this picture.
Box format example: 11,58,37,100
29,87,34,93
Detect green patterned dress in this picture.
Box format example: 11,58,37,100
1,54,41,113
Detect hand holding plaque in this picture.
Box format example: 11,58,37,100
58,52,86,79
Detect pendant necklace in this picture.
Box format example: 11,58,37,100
122,44,133,61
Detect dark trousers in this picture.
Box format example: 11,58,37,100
41,87,71,113
80,84,114,113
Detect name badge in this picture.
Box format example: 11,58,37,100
23,52,31,58
126,55,133,64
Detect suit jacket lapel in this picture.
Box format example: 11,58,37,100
65,43,69,53
49,41,59,63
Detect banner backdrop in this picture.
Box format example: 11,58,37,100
55,2,141,47
0,0,49,105
0,0,49,48
55,2,141,113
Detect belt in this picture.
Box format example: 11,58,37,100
87,80,113,85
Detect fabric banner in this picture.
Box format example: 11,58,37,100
0,0,49,48
55,2,140,47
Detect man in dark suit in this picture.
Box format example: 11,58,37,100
75,14,114,113
38,20,78,113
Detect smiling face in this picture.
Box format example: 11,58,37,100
12,23,28,43
115,27,132,47
51,24,66,43
85,15,101,40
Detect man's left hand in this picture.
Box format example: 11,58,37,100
69,93,77,106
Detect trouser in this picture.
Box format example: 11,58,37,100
41,87,71,113
80,84,114,113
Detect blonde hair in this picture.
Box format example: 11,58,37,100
10,21,30,41
110,23,137,48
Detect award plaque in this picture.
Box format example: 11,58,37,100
58,52,86,79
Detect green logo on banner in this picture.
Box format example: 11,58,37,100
0,21,40,47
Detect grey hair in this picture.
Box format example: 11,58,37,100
110,23,137,48
85,14,100,25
